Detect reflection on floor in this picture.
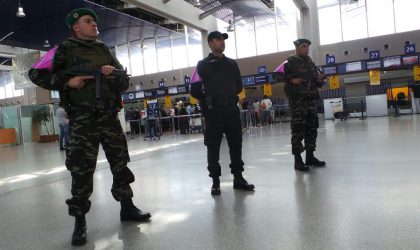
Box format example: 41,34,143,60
1,115,420,249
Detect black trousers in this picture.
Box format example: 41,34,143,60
204,105,244,178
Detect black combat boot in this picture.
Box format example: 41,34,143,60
233,174,255,191
120,199,151,222
211,178,221,196
294,153,310,171
305,151,326,167
71,215,87,246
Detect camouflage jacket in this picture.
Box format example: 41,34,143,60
29,38,128,110
284,55,323,100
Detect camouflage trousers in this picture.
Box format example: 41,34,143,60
65,110,133,216
290,98,319,155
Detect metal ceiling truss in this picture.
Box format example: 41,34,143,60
184,0,274,23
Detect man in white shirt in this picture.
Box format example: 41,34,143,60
56,103,69,150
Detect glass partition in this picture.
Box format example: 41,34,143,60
187,27,203,66
235,19,257,58
129,40,145,76
157,36,173,72
1,106,21,144
143,38,158,74
255,16,278,55
172,36,189,69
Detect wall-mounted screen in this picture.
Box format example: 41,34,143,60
144,91,153,98
255,75,268,84
402,55,418,65
156,89,166,96
323,66,337,75
168,87,178,94
383,56,401,68
177,86,187,93
51,90,60,99
242,76,255,86
135,91,144,99
366,60,381,70
345,61,362,72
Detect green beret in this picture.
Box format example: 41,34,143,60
293,38,311,46
66,8,98,29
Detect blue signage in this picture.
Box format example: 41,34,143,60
258,66,266,74
326,55,336,65
242,76,255,86
255,75,268,84
159,80,165,88
405,44,416,54
184,76,191,85
369,50,380,59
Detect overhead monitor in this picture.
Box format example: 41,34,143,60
168,86,178,94
177,86,187,93
383,56,401,68
323,66,337,75
135,91,144,99
144,91,153,98
345,61,362,72
156,89,166,96
402,55,419,65
51,90,60,99
254,75,268,84
366,60,381,70
242,76,255,86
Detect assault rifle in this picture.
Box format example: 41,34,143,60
60,69,129,98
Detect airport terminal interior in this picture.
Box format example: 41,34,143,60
1,0,420,249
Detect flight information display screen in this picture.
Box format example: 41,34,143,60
135,91,144,99
383,56,401,68
345,61,362,72
177,86,187,93
242,76,255,86
323,66,337,75
168,87,178,94
366,60,381,70
144,91,153,98
402,55,418,65
156,89,166,96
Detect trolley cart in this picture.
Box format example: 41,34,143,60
143,117,161,141
330,100,348,121
189,115,203,133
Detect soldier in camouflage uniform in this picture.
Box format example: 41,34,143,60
29,8,150,246
284,39,326,172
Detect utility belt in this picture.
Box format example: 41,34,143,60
66,99,119,115
205,96,238,109
290,94,320,105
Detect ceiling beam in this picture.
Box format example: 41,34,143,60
199,0,248,20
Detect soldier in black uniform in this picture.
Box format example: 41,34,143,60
283,38,326,171
190,31,255,195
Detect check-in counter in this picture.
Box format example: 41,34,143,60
0,128,16,145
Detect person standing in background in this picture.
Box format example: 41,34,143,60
283,38,326,172
190,31,255,196
29,8,151,246
56,103,70,150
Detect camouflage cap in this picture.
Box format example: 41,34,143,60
66,8,98,29
293,38,311,46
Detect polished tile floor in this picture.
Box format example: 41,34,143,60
1,115,420,249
